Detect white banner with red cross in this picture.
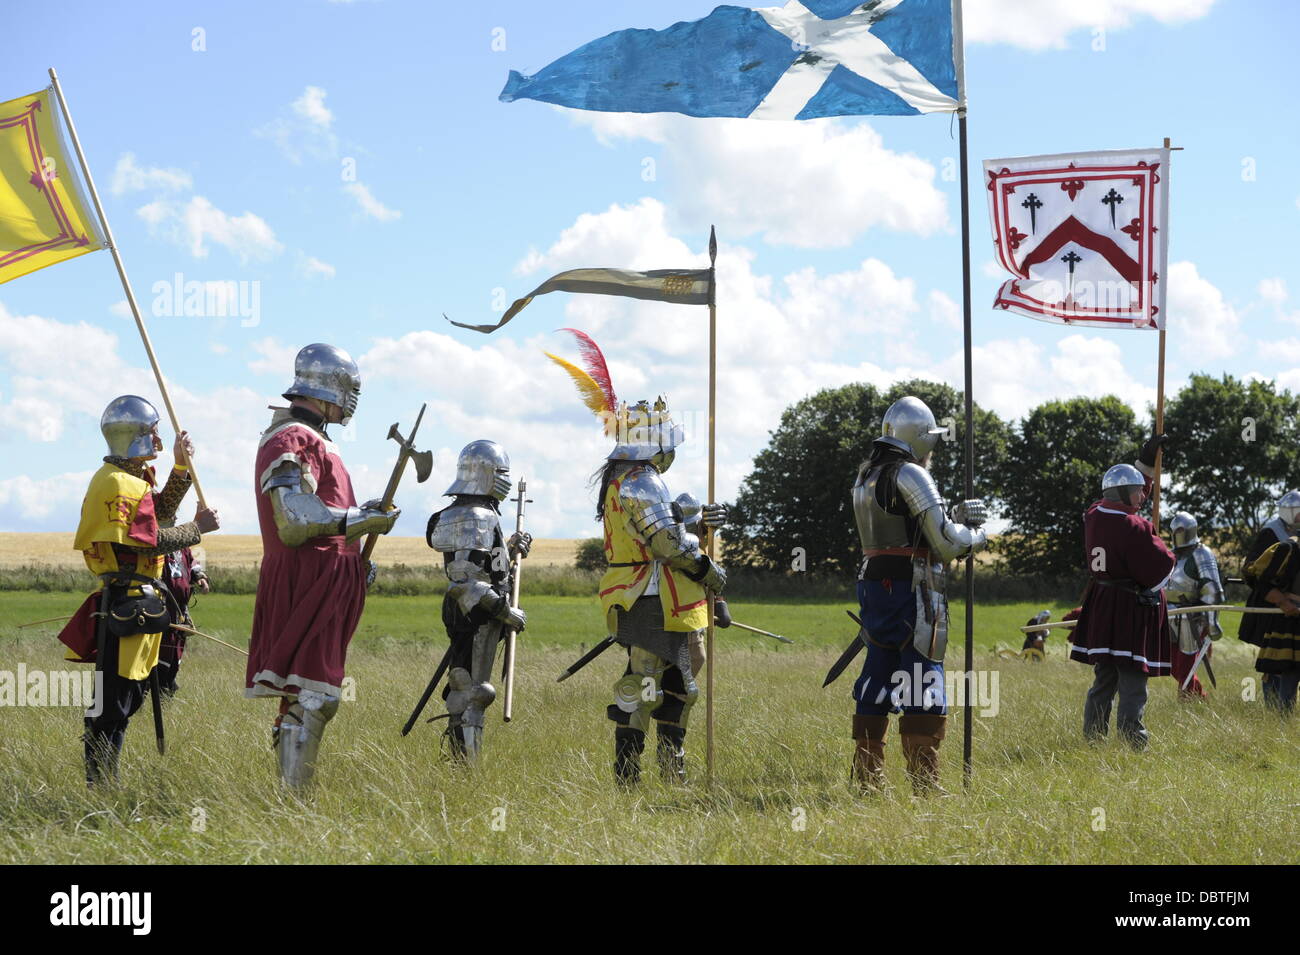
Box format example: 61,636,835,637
983,147,1170,330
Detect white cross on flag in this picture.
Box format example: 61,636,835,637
983,148,1170,330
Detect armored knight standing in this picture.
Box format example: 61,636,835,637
849,396,987,794
246,343,399,788
1163,512,1223,699
547,330,727,785
425,440,529,761
58,396,219,784
1069,435,1173,749
1238,491,1300,712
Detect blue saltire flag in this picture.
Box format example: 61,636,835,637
500,0,959,120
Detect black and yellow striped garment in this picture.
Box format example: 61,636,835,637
1243,540,1300,674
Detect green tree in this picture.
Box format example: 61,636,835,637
999,396,1145,579
727,380,1011,576
1162,373,1300,555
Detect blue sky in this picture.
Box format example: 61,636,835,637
1,0,1296,539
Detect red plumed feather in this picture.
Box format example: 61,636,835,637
559,328,616,415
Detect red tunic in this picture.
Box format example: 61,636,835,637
245,414,367,699
1069,499,1175,675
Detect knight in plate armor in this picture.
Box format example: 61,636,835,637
1239,491,1300,712
57,396,219,785
1163,512,1223,699
547,330,727,786
850,396,987,794
245,343,400,789
425,440,529,762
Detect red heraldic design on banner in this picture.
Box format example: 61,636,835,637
983,148,1170,329
1070,497,1176,675
246,418,367,699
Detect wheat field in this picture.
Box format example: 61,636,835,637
0,533,581,570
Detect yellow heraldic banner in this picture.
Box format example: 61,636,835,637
0,89,104,284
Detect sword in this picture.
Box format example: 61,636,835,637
556,636,617,683
361,404,434,563
823,610,867,688
148,666,166,755
401,643,455,736
1182,622,1217,691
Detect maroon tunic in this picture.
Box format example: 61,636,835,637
1070,498,1175,676
245,413,367,699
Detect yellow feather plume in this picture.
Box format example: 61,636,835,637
546,351,616,436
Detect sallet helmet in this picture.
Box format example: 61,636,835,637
283,343,361,426
445,440,511,501
1279,490,1300,531
1169,511,1199,549
878,396,946,461
100,395,160,459
1101,463,1147,507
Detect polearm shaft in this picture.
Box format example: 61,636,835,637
953,0,976,791
705,225,717,788
501,477,529,722
170,622,250,656
1021,604,1281,634
47,67,207,508
361,403,429,562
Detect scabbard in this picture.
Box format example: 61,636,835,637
402,644,455,736
149,666,166,755
556,636,617,683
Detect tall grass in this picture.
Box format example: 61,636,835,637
0,597,1292,864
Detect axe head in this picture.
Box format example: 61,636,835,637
410,449,434,483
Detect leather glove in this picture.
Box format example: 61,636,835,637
508,532,533,559
952,499,987,528
714,598,732,629
1138,433,1167,469
701,503,729,528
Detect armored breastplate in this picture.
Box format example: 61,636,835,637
1165,553,1199,604
852,464,911,552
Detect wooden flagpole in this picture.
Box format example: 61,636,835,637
1151,136,1175,533
705,225,718,787
47,67,208,507
953,0,976,791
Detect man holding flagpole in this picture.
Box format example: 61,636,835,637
491,0,977,783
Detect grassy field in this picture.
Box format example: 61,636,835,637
1,591,1295,864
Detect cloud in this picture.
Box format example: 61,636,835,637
109,300,132,319
0,301,275,531
1165,260,1238,360
137,195,283,262
963,0,1217,51
300,255,336,279
248,337,301,376
110,152,192,196
565,111,948,248
344,182,401,221
292,86,333,128
0,471,96,526
256,86,340,163
1259,277,1287,305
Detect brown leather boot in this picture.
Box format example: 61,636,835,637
851,715,889,793
899,713,947,796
